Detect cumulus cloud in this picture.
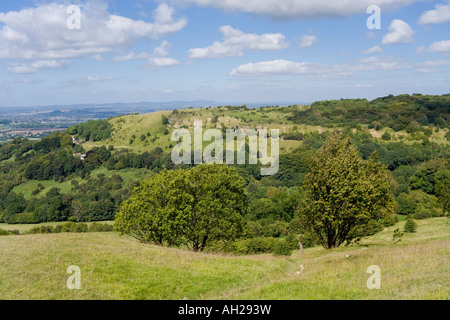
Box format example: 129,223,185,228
146,57,180,69
230,60,327,76
230,57,410,76
188,25,288,59
362,46,383,54
428,40,450,53
300,35,318,48
114,40,180,70
146,41,180,70
419,2,450,25
168,0,421,20
0,2,187,73
382,19,414,44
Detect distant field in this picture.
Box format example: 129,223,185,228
11,167,149,200
0,218,448,299
12,180,74,200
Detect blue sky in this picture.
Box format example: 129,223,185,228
0,0,449,107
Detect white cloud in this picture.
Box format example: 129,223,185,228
114,40,180,70
230,60,327,76
230,57,410,76
114,41,174,62
417,59,450,73
300,35,318,48
0,2,187,72
170,0,421,20
7,60,71,74
64,75,117,86
146,57,180,69
188,25,288,59
382,19,414,44
146,41,180,70
428,40,450,53
114,52,152,62
356,56,411,71
362,46,383,54
417,60,450,67
419,2,450,25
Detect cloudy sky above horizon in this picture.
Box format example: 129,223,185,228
0,0,449,107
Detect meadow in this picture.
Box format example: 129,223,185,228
0,217,448,300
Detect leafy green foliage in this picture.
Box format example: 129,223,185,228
68,120,113,142
115,164,248,251
289,94,450,129
404,218,417,233
298,132,395,249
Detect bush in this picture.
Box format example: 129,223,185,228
246,237,276,254
260,221,288,237
298,232,317,248
215,237,277,255
61,222,77,233
382,132,391,140
0,228,14,236
404,218,417,233
88,222,113,232
272,240,293,256
75,223,88,233
28,226,54,234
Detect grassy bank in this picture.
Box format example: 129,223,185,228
0,218,448,300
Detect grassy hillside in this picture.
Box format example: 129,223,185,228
82,98,450,154
0,217,448,300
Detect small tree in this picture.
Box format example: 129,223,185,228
404,217,417,233
382,132,391,140
298,132,395,249
114,164,247,251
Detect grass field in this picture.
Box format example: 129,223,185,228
0,218,448,300
11,167,149,200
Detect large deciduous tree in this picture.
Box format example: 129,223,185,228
114,164,247,251
298,132,395,249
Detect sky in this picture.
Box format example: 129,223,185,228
0,0,449,107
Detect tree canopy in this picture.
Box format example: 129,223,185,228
298,132,396,249
114,164,248,251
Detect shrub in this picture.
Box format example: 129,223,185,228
61,222,77,233
88,222,113,232
298,232,317,248
75,223,88,233
28,226,53,234
0,228,13,236
246,237,276,254
260,221,288,238
382,132,391,140
404,218,417,233
101,223,114,232
272,240,293,256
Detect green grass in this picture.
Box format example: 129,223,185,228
12,180,74,200
11,167,150,200
0,218,448,300
89,167,152,187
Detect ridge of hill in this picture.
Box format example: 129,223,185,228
0,93,448,225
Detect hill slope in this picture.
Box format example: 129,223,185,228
0,218,448,300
